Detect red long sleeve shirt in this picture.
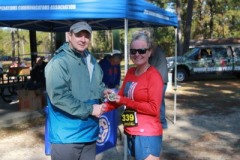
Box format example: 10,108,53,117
106,66,163,136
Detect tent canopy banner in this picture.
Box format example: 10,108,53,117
0,0,178,32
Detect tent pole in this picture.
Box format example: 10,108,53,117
112,30,114,52
173,27,178,124
124,20,129,75
123,18,128,160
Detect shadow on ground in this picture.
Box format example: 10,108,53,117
163,78,240,160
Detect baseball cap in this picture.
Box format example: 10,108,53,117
69,21,92,34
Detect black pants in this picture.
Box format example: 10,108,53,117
51,142,96,160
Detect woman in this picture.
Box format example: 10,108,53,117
104,30,164,160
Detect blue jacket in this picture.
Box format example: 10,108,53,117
45,43,105,143
99,57,121,88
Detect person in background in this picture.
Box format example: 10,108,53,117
27,56,47,89
103,30,164,160
0,61,3,82
149,46,169,129
0,61,3,74
18,60,27,67
10,60,18,68
45,21,105,160
99,53,122,89
10,57,26,68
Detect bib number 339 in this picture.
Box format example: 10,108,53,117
121,109,138,127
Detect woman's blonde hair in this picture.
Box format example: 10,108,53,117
130,30,152,49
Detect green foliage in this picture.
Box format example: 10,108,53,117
0,28,12,55
92,30,112,53
0,28,52,59
187,0,240,39
36,31,52,53
152,27,176,56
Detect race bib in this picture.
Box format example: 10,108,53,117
121,109,138,127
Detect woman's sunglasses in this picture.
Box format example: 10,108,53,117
130,48,149,55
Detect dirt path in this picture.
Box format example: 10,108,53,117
162,78,240,160
0,78,239,160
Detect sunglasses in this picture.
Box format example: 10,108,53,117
130,48,149,55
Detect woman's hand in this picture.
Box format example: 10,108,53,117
103,88,121,103
91,104,105,118
113,95,121,103
103,89,114,97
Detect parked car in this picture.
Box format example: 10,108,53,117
167,45,240,82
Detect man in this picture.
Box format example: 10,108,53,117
0,62,3,83
99,53,122,89
28,56,47,89
0,61,3,74
45,21,105,160
149,46,169,129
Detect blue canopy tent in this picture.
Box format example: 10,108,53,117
0,0,177,31
0,0,178,158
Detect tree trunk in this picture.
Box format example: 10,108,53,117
182,0,194,54
209,1,214,38
29,30,38,67
176,0,182,56
16,30,20,62
11,30,15,61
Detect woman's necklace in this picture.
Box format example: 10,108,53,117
135,64,151,76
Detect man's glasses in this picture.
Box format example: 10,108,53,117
130,48,149,55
